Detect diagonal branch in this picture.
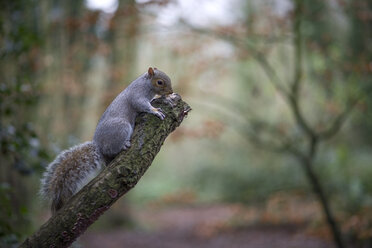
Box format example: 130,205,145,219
318,98,358,140
291,0,303,97
20,95,191,248
241,39,289,97
244,119,306,160
182,24,290,98
287,0,317,140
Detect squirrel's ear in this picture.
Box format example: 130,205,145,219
148,67,155,77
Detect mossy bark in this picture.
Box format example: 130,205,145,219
20,95,191,248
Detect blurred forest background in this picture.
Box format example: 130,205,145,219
1,0,371,247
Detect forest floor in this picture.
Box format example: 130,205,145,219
80,203,334,248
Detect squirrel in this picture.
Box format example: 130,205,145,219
40,67,173,214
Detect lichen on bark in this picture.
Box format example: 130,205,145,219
20,94,191,248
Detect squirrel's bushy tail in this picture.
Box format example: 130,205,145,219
40,141,104,215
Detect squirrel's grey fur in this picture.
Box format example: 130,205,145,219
93,68,172,163
40,141,103,213
40,68,173,214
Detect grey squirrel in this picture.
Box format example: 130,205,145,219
40,67,173,214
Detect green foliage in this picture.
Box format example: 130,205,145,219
0,184,19,247
318,145,372,213
0,0,49,174
193,156,308,204
0,0,50,244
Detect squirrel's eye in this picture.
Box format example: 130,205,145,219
157,80,163,85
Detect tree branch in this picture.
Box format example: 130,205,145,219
318,99,358,140
291,0,303,97
287,0,317,140
20,94,191,248
244,120,306,160
181,23,290,98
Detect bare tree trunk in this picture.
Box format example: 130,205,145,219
20,96,191,248
300,137,345,248
291,1,346,247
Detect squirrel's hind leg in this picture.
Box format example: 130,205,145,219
96,119,133,160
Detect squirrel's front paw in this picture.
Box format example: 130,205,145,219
152,107,165,120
